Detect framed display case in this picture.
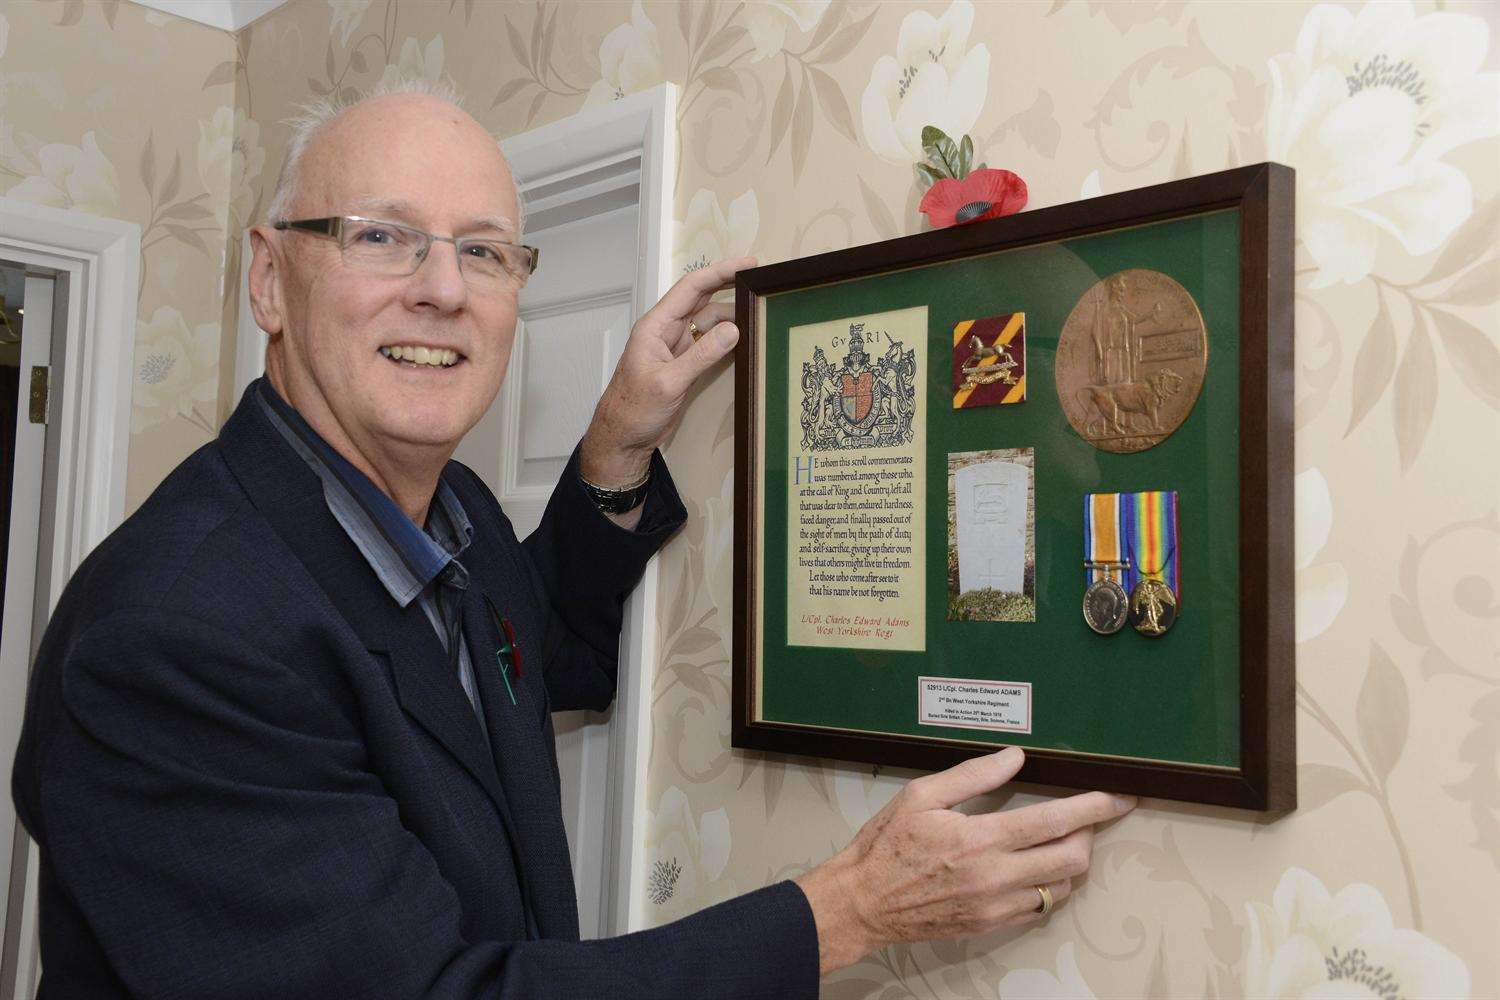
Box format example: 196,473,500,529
731,162,1295,810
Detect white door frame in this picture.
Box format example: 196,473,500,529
499,84,676,937
0,197,141,1000
0,270,56,998
235,85,677,935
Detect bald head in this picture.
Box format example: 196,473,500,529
290,93,519,237
267,80,520,235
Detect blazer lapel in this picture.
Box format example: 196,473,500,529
376,601,513,828
216,381,519,842
462,586,580,940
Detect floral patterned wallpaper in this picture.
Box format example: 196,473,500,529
2,0,245,512
10,0,1500,995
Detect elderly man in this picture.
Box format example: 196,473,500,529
11,80,1131,997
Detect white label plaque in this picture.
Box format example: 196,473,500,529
918,677,1032,734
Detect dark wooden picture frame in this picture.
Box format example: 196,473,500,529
732,163,1295,811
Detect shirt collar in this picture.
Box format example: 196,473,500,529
254,378,473,606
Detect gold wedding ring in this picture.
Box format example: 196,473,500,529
689,321,703,342
1033,884,1053,916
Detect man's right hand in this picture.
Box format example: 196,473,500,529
792,747,1135,974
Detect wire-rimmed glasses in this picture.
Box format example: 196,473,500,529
273,216,539,293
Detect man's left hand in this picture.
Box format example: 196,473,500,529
579,256,756,494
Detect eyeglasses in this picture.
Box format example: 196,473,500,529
273,215,539,293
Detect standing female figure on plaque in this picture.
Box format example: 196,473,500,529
1090,274,1163,386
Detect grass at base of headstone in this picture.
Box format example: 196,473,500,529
948,588,1036,622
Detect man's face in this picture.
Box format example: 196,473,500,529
257,93,523,462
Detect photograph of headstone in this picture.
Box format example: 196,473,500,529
947,448,1036,622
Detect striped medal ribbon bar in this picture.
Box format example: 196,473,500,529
1122,490,1180,602
1083,492,1126,585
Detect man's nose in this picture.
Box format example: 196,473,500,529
403,239,468,313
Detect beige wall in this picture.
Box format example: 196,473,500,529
12,0,1500,995
1,0,247,513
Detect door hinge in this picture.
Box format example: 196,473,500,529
28,365,49,425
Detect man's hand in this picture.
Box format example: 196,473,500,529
579,256,755,502
793,748,1135,975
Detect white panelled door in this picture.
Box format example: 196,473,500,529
451,184,641,941
455,199,639,519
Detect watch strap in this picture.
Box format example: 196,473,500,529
578,469,651,515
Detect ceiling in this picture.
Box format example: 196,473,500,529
127,0,295,33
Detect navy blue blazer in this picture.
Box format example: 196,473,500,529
11,381,818,998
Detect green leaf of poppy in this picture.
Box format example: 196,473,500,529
915,163,945,187
934,135,960,176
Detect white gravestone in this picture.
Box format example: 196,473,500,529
955,461,1028,594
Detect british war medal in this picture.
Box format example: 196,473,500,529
1081,492,1129,635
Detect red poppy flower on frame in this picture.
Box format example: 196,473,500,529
919,168,1029,229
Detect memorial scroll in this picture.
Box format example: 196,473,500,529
785,306,926,652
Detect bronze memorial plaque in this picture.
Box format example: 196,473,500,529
1054,269,1208,454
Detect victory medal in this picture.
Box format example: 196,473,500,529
1124,490,1180,637
1129,577,1177,636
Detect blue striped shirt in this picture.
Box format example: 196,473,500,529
255,380,488,732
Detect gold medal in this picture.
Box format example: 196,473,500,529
1129,577,1177,636
1083,577,1129,635
1122,491,1179,636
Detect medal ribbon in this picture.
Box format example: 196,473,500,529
1122,490,1180,603
1083,492,1125,586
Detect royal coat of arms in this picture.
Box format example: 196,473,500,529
800,324,917,450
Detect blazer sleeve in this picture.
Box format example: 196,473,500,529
36,606,819,999
518,444,686,713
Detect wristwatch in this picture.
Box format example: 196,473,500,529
578,468,651,515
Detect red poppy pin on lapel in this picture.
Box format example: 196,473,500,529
482,593,522,705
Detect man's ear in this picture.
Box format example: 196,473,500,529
247,225,286,337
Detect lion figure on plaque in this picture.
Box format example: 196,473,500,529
1076,367,1183,439
801,324,916,451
